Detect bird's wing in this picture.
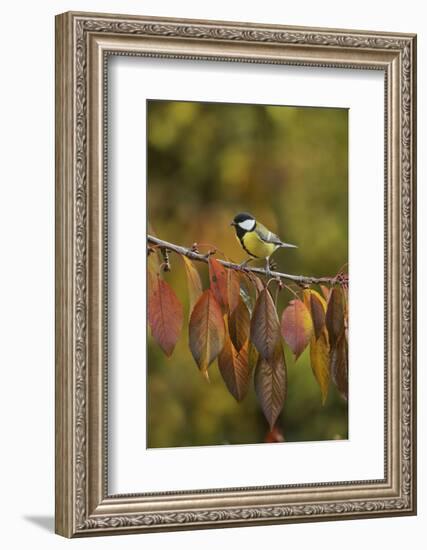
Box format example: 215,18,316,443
255,222,283,246
255,222,298,248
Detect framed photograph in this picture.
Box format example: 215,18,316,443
55,11,417,537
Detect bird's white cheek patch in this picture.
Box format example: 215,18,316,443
238,219,256,231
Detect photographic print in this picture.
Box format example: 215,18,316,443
147,99,348,448
56,12,416,536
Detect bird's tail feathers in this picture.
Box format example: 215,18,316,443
280,241,298,249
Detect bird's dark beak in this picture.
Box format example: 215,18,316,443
230,221,236,226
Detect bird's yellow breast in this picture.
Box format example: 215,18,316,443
241,231,277,259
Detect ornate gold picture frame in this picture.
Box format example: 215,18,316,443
55,11,416,537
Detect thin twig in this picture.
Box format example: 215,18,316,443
148,235,346,286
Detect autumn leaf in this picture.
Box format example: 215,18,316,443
218,334,250,401
310,329,330,405
325,287,345,348
301,289,330,403
248,339,259,373
281,299,313,360
182,256,203,313
250,288,281,361
209,257,229,311
331,332,348,400
227,268,241,314
254,341,287,430
310,292,326,340
189,289,225,379
228,297,250,352
148,275,183,356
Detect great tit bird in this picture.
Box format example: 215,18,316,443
230,212,297,274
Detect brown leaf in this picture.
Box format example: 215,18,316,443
331,332,348,400
250,288,281,361
227,268,241,314
182,256,203,313
310,291,326,340
252,274,265,295
325,287,345,348
189,289,225,379
281,299,313,359
209,257,229,311
310,329,330,405
148,275,183,356
248,339,259,373
218,334,250,401
254,341,287,430
228,297,250,352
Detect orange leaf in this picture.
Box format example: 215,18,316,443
218,335,250,401
310,329,330,405
227,268,241,314
254,340,287,430
250,288,281,361
281,299,313,360
148,275,183,356
228,297,250,352
189,289,225,379
182,256,203,313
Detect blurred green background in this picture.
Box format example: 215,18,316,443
147,99,348,448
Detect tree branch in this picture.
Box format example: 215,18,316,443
148,235,347,286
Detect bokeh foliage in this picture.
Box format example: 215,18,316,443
147,99,348,448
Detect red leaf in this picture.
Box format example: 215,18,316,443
209,257,229,311
250,288,281,361
281,299,313,359
218,335,250,401
189,289,225,379
228,297,250,352
254,341,287,430
148,275,183,356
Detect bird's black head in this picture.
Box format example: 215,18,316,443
230,212,256,237
232,212,255,226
